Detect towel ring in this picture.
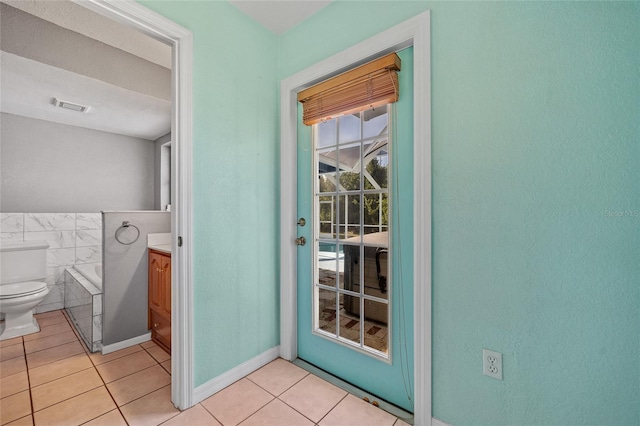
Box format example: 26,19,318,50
115,221,140,245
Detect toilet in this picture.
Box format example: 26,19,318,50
0,241,50,341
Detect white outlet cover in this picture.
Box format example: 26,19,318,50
483,348,503,380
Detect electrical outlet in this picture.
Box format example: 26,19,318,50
483,349,503,380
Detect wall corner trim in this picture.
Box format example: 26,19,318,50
193,346,280,404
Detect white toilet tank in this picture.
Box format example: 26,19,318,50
0,241,49,285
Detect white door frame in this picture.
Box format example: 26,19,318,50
74,0,194,410
280,11,432,426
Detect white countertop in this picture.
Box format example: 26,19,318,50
148,233,171,254
148,244,171,254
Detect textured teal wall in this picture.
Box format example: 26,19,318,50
281,1,640,425
428,3,639,424
139,1,280,387
137,0,638,423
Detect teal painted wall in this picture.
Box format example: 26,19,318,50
138,0,639,423
138,1,281,387
281,1,640,425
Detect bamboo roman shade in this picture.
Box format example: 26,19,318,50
298,53,401,126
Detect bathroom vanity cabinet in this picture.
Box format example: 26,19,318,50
148,249,171,354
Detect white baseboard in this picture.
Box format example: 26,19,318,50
101,333,151,354
194,346,280,404
432,417,452,426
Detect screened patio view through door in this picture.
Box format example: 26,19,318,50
295,48,415,413
315,105,391,357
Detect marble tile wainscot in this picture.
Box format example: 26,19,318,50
65,267,103,352
0,212,102,313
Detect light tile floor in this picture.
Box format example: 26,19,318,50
0,310,410,426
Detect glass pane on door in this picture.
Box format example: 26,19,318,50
313,107,391,359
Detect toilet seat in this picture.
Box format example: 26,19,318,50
0,281,48,299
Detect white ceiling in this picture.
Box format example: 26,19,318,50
1,51,171,140
230,0,332,34
0,1,171,140
0,0,331,141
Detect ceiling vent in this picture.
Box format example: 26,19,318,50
52,98,90,113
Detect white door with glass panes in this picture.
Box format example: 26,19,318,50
295,48,415,412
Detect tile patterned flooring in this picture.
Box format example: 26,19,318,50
0,310,410,426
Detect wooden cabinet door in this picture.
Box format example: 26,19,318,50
148,252,163,314
161,255,171,316
148,249,171,353
150,310,171,353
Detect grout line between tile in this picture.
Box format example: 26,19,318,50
30,366,96,389
0,348,25,363
95,349,161,382
153,387,182,426
32,381,104,414
315,392,349,425
24,322,74,342
116,384,175,417
276,395,322,425
25,310,123,426
77,411,107,425
24,344,86,372
199,401,230,426
0,337,25,350
22,336,36,425
104,364,170,408
140,343,171,364
33,317,69,329
23,313,80,357
236,395,276,426
92,332,172,424
6,414,33,426
61,310,91,354
93,350,132,426
245,368,310,398
23,333,80,357
13,309,401,426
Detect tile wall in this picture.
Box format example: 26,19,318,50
0,213,102,313
65,268,102,352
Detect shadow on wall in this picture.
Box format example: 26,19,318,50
102,211,170,347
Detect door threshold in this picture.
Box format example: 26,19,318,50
292,358,414,425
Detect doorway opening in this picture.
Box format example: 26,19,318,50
75,0,194,410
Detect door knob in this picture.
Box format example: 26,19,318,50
295,236,306,246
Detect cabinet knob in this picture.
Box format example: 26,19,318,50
154,323,160,328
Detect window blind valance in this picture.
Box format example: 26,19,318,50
297,53,401,126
